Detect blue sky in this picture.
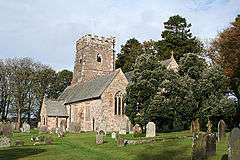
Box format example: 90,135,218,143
0,0,239,71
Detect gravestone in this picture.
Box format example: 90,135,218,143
21,122,30,133
68,122,81,133
119,129,127,135
39,125,48,132
191,119,200,133
119,121,127,135
56,127,64,138
117,135,125,147
60,120,66,133
133,124,142,134
96,133,104,145
129,124,134,134
207,119,213,133
192,132,207,160
218,120,226,142
146,122,156,138
228,128,240,160
10,122,16,131
0,137,11,148
0,122,13,137
205,133,216,156
111,132,116,139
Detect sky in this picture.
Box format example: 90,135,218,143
0,0,239,71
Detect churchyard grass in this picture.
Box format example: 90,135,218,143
0,130,228,160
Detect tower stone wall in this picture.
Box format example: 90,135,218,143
71,34,115,84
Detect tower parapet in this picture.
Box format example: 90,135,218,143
71,34,116,85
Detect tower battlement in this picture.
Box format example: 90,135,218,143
77,34,115,45
71,34,116,85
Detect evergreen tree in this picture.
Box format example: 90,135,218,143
115,38,143,73
156,15,203,61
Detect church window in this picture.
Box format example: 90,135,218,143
43,116,46,125
56,117,58,127
114,97,118,115
85,107,90,121
97,53,102,62
118,97,121,115
114,92,125,115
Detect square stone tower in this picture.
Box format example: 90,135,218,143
71,34,116,84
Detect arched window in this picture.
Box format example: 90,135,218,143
97,53,102,62
114,92,125,115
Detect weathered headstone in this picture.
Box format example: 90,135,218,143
39,125,48,132
205,133,216,157
96,133,104,145
191,118,200,133
60,120,66,133
0,137,11,148
207,119,213,133
117,135,125,147
119,129,127,135
56,127,64,138
218,120,226,142
10,122,16,131
228,128,240,160
119,121,127,135
192,132,207,160
111,132,116,139
15,140,24,146
0,122,13,137
146,122,156,137
133,124,142,135
129,124,134,134
68,122,81,133
21,122,30,133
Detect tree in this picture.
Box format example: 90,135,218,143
125,53,173,128
157,15,203,61
0,57,56,128
209,15,240,78
115,38,143,73
0,60,13,121
126,53,235,131
208,15,240,125
48,69,73,99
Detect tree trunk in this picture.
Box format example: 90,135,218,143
16,107,21,131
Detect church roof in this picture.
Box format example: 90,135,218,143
44,99,68,117
60,69,120,104
160,58,172,66
124,71,134,82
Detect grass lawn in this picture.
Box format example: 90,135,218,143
0,130,228,160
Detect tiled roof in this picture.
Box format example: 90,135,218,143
60,69,120,104
160,59,172,66
124,71,134,82
44,99,68,117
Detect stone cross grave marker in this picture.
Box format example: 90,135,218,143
218,120,226,142
146,122,156,138
228,128,240,160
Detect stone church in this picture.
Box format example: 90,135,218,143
39,34,178,132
